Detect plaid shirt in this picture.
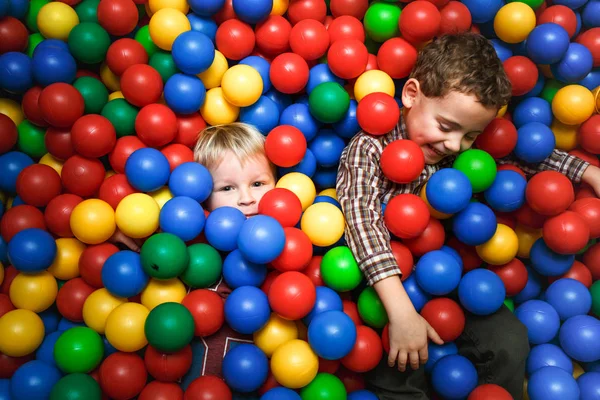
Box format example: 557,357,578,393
336,114,590,286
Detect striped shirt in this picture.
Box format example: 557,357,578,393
336,114,590,286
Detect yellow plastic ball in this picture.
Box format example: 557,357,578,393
37,2,80,41
100,63,121,92
83,288,127,334
200,87,240,126
594,85,600,113
420,184,452,220
149,0,189,14
354,70,395,102
497,104,508,118
0,98,24,125
301,203,345,247
39,154,64,176
141,278,187,310
149,186,173,209
9,271,58,313
70,199,116,245
276,173,316,211
149,8,191,51
144,2,154,17
476,224,518,265
48,238,86,280
271,0,289,15
572,362,585,379
494,3,536,44
198,50,228,90
515,224,542,259
254,313,299,358
108,91,125,101
318,188,337,200
271,339,319,389
0,309,45,357
552,85,595,125
115,193,160,239
551,119,578,151
221,65,264,107
105,302,150,352
105,170,116,180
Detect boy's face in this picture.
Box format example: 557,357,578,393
402,79,499,165
206,151,276,217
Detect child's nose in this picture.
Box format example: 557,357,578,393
238,189,255,206
444,136,462,153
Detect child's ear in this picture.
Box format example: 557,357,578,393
402,78,421,109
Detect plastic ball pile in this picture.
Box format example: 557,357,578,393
0,0,599,399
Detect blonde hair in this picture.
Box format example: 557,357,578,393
194,122,270,171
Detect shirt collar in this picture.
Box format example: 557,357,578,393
397,108,408,140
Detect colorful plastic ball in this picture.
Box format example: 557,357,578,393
0,205,45,244
300,373,347,399
114,194,158,241
262,387,301,400
458,269,506,316
101,251,148,298
222,344,268,393
104,38,147,77
545,278,592,322
104,302,149,353
399,1,441,44
53,327,103,374
225,285,270,334
340,325,382,373
124,148,170,192
515,299,560,344
357,92,400,136
494,2,536,43
67,23,111,66
438,1,472,34
48,237,85,281
475,223,518,265
171,30,214,75
543,211,590,255
136,104,177,148
31,46,77,87
231,0,271,24
269,271,316,320
71,114,116,158
300,202,345,247
452,149,497,193
578,372,600,400
414,250,462,296
289,19,329,61
271,339,319,389
513,97,553,129
576,27,600,67
221,64,263,108
551,43,593,83
38,83,84,129
148,8,191,51
426,168,472,214
182,289,224,337
98,352,147,400
200,86,240,125
82,288,127,334
236,215,285,264
215,19,255,61
0,52,32,94
95,0,137,36
144,344,192,384
528,366,580,400
49,373,102,400
144,302,194,353
578,115,600,155
253,312,298,357
0,308,45,357
559,314,600,363
0,151,33,193
552,84,595,125
9,360,61,400
513,122,556,163
7,228,56,272
527,23,570,65
320,246,361,292
223,249,267,288
362,2,400,42
264,125,306,168
453,202,498,246
37,2,79,41
15,164,60,208
0,114,17,154
203,206,245,251
303,286,343,325
530,237,575,276
255,15,291,56
326,39,368,81
459,0,501,23
353,70,395,102
0,16,28,54
526,171,574,216
308,82,350,124
140,232,188,280
308,310,356,360
384,193,430,239
270,227,312,273
484,170,527,213
425,342,459,373
69,199,115,245
431,355,478,400
269,53,309,95
120,64,163,108
164,74,206,115
526,343,573,376
8,270,56,313
184,375,232,400
158,196,204,242
503,56,539,96
180,242,219,288
167,162,212,203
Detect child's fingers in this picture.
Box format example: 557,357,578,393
426,322,444,345
409,351,420,370
387,347,399,368
397,350,408,372
419,346,429,365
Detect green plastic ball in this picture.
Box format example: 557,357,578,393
363,3,401,43
50,373,102,400
75,0,100,23
68,22,111,65
540,79,564,104
301,373,347,400
135,25,159,58
180,243,223,288
25,0,49,32
27,33,45,58
452,149,497,193
507,0,544,9
17,120,46,159
321,246,362,292
149,51,178,83
591,281,600,317
101,98,139,137
357,286,388,328
504,298,515,312
309,82,350,124
141,232,190,280
144,302,195,352
53,327,104,374
73,77,109,115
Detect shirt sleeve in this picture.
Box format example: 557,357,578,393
336,133,402,286
497,149,590,183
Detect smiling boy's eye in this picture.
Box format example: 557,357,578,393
253,182,264,187
439,124,452,133
220,186,232,191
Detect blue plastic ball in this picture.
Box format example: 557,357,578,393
559,315,600,363
237,215,285,264
187,13,218,40
0,52,33,93
332,99,359,139
426,168,472,214
307,64,344,94
240,95,280,134
582,0,600,28
223,249,267,289
312,167,338,189
280,103,321,142
57,318,85,332
514,266,543,305
9,0,29,19
528,366,580,400
313,195,341,210
415,250,462,296
431,355,478,400
515,300,561,344
308,310,357,360
579,68,600,91
552,0,588,8
159,196,206,241
188,0,225,17
264,89,292,114
0,379,9,400
526,343,573,376
10,360,62,400
514,122,556,163
304,286,343,325
172,31,215,75
513,97,553,128
530,238,575,277
261,387,301,400
204,206,246,252
7,228,57,272
577,372,600,400
347,390,379,400
240,56,271,94
460,0,504,23
490,39,513,62
168,162,213,202
309,130,346,168
403,274,431,312
124,148,171,192
280,148,317,177
35,331,61,367
551,42,594,83
0,151,33,193
31,47,77,86
458,268,506,315
546,278,592,321
225,286,270,334
452,202,497,246
523,73,546,99
425,342,459,373
38,308,60,334
32,39,69,56
527,23,570,65
232,0,272,24
440,245,463,269
103,335,118,357
164,73,206,114
222,343,268,392
484,170,527,212
101,250,149,298
11,195,25,207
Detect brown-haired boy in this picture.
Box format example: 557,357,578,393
337,33,600,399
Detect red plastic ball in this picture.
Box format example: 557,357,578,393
548,260,593,288
261,270,282,295
109,136,147,174
185,375,232,400
0,266,17,295
330,0,368,19
390,241,414,281
270,52,309,94
0,205,46,242
497,164,526,179
318,358,340,374
328,15,365,43
79,243,119,288
258,188,303,227
145,345,192,382
503,56,539,97
439,1,472,34
475,118,518,159
106,38,149,76
568,149,600,167
420,297,465,342
289,19,329,61
576,27,600,67
61,155,105,197
568,198,600,240
538,5,578,39
376,37,418,79
44,194,83,237
526,171,574,216
45,127,75,160
357,92,401,136
97,0,138,36
135,104,178,148
302,255,324,287
15,164,62,207
120,64,164,107
56,277,95,322
495,211,516,230
542,210,590,254
487,258,528,297
578,115,600,154
403,217,445,257
71,114,117,158
583,243,600,280
215,19,255,61
139,381,184,400
160,144,194,171
21,86,47,127
176,113,207,148
0,114,17,154
468,384,512,400
271,227,313,272
0,352,34,379
265,125,307,167
0,17,28,54
384,194,430,239
577,183,597,200
342,299,362,326
99,352,147,400
514,202,547,228
268,271,316,320
213,0,236,24
399,1,442,44
255,16,292,56
99,174,137,209
0,294,14,319
340,325,383,373
380,140,425,183
181,289,225,337
287,0,327,24
38,83,85,128
327,39,368,80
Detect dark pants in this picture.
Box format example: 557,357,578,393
366,305,530,400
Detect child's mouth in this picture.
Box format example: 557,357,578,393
428,145,446,157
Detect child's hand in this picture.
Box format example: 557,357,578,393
582,165,600,198
109,229,142,252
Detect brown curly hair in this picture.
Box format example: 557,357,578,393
410,33,512,109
